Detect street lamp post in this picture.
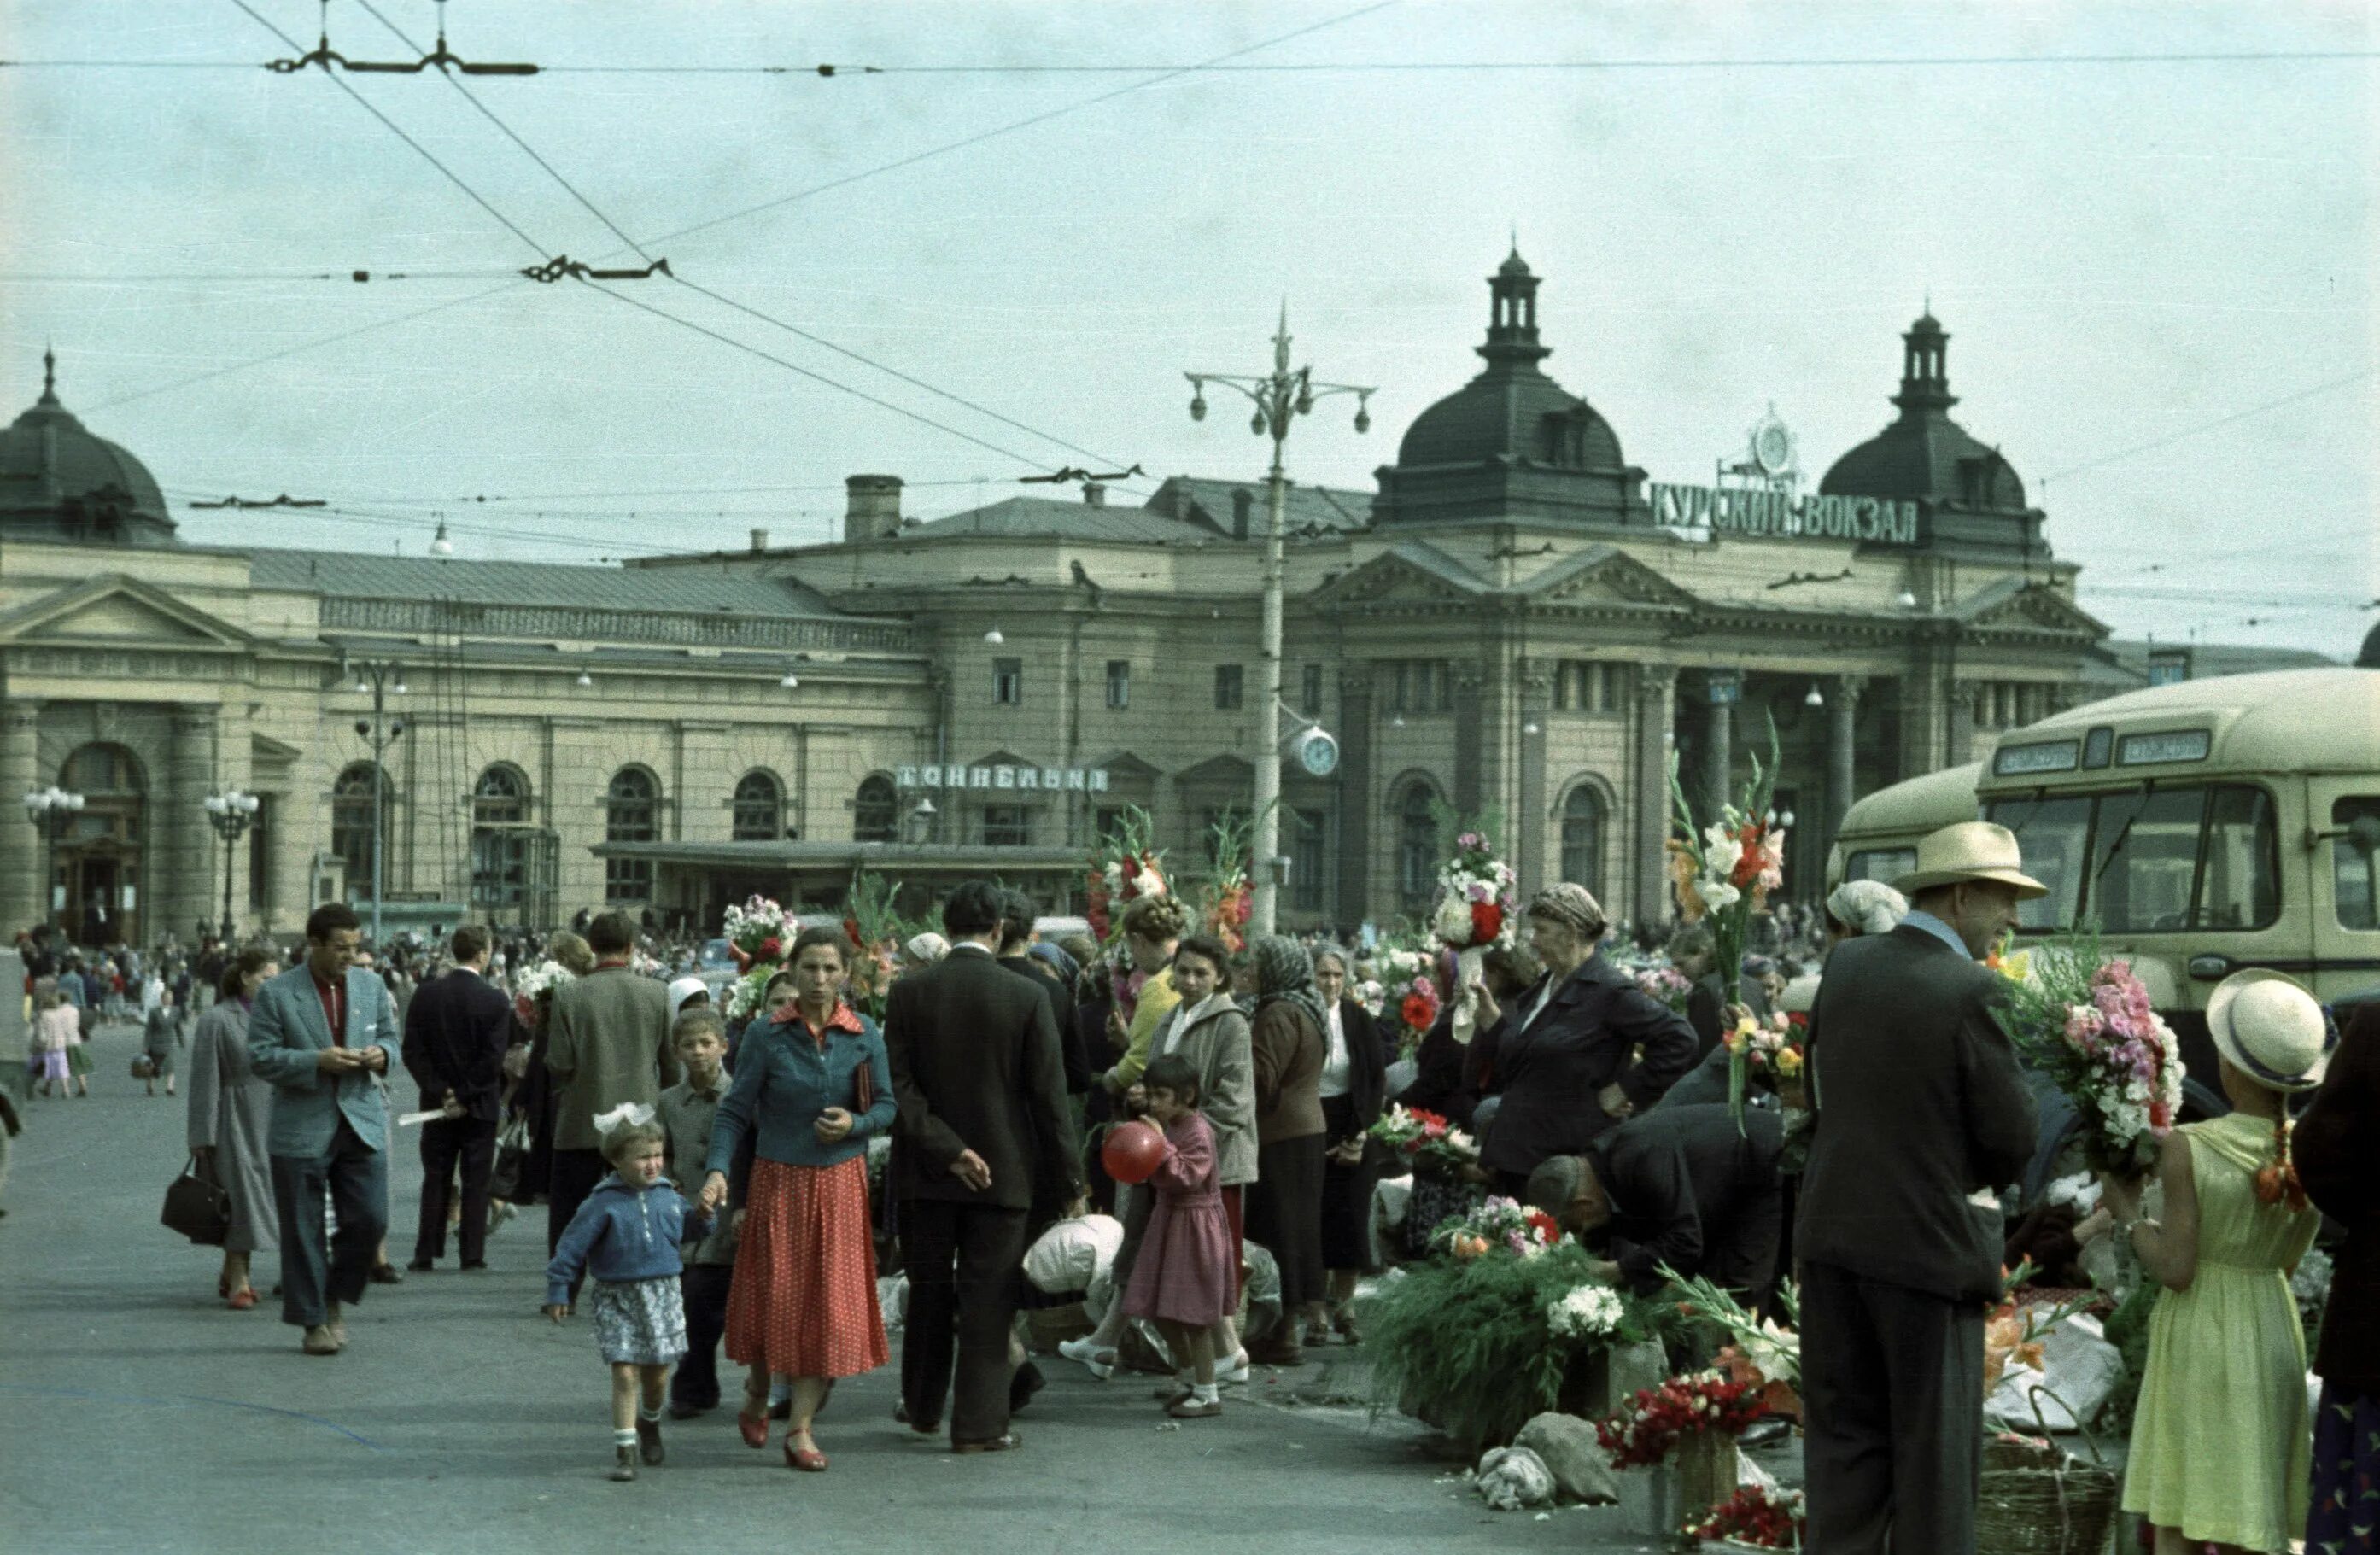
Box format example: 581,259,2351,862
345,658,409,948
21,786,86,937
1185,306,1373,936
201,787,261,940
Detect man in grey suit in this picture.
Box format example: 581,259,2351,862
1797,822,2042,1555
249,903,400,1356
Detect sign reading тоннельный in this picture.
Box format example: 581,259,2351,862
1651,482,1922,546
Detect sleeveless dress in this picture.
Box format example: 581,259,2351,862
2120,1113,2320,1552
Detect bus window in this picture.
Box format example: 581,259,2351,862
2330,796,2380,930
1845,848,1916,886
2091,787,2205,932
1987,795,2091,930
2197,785,2280,930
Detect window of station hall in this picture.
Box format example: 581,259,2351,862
980,804,1032,847
1395,782,1440,914
731,770,783,842
605,767,660,903
992,658,1024,706
1214,664,1244,710
1552,661,1622,713
1386,660,1453,714
854,775,898,843
1105,659,1131,710
1558,783,1606,896
471,765,532,908
330,763,388,899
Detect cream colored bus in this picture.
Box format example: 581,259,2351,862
1831,666,2380,1082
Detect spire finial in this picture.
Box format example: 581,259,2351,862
39,344,58,404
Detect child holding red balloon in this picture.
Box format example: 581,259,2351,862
1120,1055,1237,1418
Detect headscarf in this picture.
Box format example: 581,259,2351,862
901,932,950,967
666,975,708,1020
1825,880,1909,938
1527,883,1607,942
1250,935,1329,1032
1027,939,1079,986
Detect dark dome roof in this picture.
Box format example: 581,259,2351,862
1820,313,2027,511
2359,619,2380,669
0,354,177,546
1394,248,1626,473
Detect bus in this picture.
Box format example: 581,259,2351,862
1830,666,2380,1084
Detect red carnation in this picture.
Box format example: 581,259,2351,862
1469,900,1503,944
757,935,783,959
1401,992,1436,1031
2149,1098,2172,1130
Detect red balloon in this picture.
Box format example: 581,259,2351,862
1102,1119,1167,1185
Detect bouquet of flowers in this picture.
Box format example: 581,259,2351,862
1085,805,1167,947
1434,1194,1563,1260
1369,1102,1478,1178
511,959,576,1028
1665,728,1789,1131
1547,1281,1628,1340
1992,936,2184,1177
722,893,792,972
1430,828,1517,1044
1594,1369,1772,1469
1196,808,1255,954
1354,977,1386,1019
1666,1265,1802,1414
1388,975,1441,1055
1634,962,1694,1014
1728,1008,1808,1098
1676,1485,1806,1549
840,868,913,1021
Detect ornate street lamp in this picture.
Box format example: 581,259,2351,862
21,785,86,936
202,787,261,939
344,658,410,947
1184,305,1373,935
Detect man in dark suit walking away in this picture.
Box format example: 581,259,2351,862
887,880,1081,1454
401,926,516,1272
1797,822,2043,1555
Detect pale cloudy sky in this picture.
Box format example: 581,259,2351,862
3,1,2372,654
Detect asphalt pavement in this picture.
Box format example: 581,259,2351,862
0,1020,1675,1555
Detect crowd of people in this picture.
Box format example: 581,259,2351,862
11,830,2371,1554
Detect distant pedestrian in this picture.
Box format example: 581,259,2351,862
187,948,281,1309
32,992,75,1097
248,903,398,1357
143,989,181,1096
545,911,678,1301
545,1108,710,1482
401,926,515,1273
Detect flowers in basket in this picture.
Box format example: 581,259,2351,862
1369,1103,1478,1178
1434,1194,1563,1260
1634,961,1694,1014
1547,1281,1628,1340
1992,938,2184,1177
1085,804,1167,946
1677,1484,1806,1549
1665,730,1789,1131
1666,1265,1802,1416
1595,1369,1772,1470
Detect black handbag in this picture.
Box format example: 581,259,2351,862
487,1114,531,1201
162,1154,232,1247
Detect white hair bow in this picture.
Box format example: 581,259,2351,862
593,1102,655,1137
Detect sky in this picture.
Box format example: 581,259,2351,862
3,0,2374,655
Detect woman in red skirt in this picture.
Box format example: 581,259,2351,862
701,928,894,1472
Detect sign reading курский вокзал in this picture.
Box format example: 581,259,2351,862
1650,481,1922,546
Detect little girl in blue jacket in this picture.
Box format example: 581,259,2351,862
546,1107,712,1482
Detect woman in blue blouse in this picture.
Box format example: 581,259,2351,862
701,928,894,1472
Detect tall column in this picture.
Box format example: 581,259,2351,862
1515,660,1552,900
1827,675,1865,842
1452,665,1485,816
167,710,220,944
1634,664,1678,927
1,704,43,932
1948,682,1981,769
1704,670,1738,814
1335,667,1373,928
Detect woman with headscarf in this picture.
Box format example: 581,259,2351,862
1307,943,1385,1342
1465,885,1698,1195
1242,935,1328,1365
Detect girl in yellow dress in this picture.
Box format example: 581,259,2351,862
2102,970,2329,1555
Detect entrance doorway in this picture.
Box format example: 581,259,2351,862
55,743,144,947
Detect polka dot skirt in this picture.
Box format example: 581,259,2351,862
725,1156,888,1380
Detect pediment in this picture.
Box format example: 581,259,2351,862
1520,545,1702,611
1307,542,1489,611
1174,753,1255,787
1088,749,1162,782
1959,581,2106,639
0,573,252,649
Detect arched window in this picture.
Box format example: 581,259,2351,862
330,763,388,900
732,770,783,842
854,775,898,843
1395,781,1440,915
1559,783,1606,899
471,765,530,908
605,767,659,903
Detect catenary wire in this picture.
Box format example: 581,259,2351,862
2038,366,2375,485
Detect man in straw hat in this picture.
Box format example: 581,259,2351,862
1797,821,2044,1554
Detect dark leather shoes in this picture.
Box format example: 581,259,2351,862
951,1432,1021,1455
667,1400,709,1421
405,1257,434,1272
369,1263,403,1285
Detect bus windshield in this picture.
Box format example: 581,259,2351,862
1984,783,2279,933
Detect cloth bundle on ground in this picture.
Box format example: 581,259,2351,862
1475,1446,1556,1511
1023,1213,1125,1295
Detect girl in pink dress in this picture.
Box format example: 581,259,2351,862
1123,1054,1237,1418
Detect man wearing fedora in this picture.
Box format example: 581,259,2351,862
1797,821,2043,1555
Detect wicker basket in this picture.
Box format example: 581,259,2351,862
1976,1388,2120,1555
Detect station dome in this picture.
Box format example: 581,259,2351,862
0,352,179,547
1821,313,2026,511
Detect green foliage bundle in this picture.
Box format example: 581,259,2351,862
1359,1241,1671,1450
